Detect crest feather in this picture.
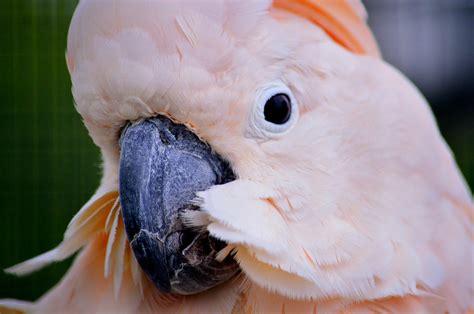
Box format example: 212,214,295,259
273,0,380,57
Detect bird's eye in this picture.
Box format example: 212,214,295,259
246,81,299,139
264,94,291,125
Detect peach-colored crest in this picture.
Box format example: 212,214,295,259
273,0,381,58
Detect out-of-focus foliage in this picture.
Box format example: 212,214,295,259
0,0,472,301
0,0,99,300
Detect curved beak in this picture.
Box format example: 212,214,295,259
119,116,237,295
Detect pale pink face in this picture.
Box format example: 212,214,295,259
67,0,472,303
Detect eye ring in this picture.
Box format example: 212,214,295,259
246,81,299,139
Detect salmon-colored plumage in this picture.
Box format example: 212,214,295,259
1,1,472,313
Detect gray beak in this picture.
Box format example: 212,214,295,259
119,116,238,295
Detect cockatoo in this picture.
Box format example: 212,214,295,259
1,0,473,313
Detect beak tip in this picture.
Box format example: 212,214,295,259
129,228,172,293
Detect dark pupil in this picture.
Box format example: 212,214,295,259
263,93,291,125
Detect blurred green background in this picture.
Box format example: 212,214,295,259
0,0,472,302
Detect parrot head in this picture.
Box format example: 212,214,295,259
51,0,472,307
68,0,341,295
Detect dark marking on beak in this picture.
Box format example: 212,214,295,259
119,116,238,295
